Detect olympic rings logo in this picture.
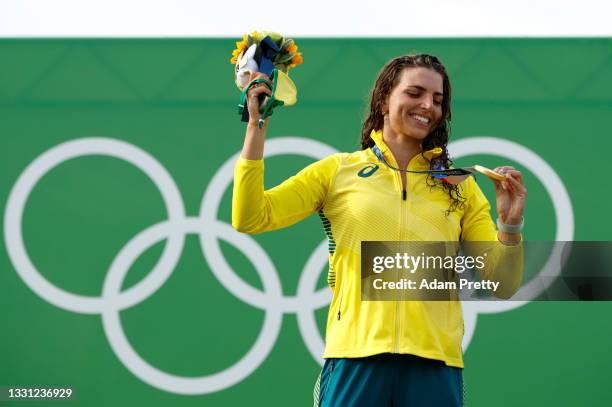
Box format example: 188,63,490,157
4,136,573,395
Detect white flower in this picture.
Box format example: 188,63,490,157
235,44,259,90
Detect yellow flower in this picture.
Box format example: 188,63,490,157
230,34,248,64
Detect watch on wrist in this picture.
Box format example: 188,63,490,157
496,217,524,234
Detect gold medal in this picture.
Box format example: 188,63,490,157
473,165,506,181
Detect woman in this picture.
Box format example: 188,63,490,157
233,54,526,407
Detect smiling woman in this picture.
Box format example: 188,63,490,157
360,55,464,213
232,53,526,407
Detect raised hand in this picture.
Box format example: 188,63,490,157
492,166,527,225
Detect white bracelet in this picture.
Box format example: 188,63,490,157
496,217,524,234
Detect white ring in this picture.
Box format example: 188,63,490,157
101,218,283,394
3,138,185,314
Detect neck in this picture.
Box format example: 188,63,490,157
381,124,422,169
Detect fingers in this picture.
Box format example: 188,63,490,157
492,179,504,193
247,82,271,101
492,166,508,191
248,71,270,82
247,72,272,91
505,173,527,197
493,166,522,180
245,73,272,121
492,166,526,195
493,166,514,177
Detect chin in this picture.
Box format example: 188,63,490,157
403,126,429,141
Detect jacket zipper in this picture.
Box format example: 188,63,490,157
395,172,407,352
394,300,401,353
378,146,408,352
395,195,406,352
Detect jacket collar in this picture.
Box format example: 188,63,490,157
369,129,443,169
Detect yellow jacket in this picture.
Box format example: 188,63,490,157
232,130,523,368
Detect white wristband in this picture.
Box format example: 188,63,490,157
497,217,524,234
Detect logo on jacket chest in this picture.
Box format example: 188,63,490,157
357,164,379,178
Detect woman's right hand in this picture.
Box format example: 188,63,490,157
246,72,272,127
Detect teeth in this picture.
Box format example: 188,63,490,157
411,114,430,124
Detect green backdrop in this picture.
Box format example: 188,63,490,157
1,39,611,406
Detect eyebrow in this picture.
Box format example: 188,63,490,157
406,85,444,97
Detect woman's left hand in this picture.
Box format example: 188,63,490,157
493,166,527,225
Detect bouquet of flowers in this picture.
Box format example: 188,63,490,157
230,31,303,127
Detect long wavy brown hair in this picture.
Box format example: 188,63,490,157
361,54,464,213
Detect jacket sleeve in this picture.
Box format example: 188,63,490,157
232,154,341,234
460,177,524,299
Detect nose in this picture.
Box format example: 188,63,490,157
419,94,435,110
